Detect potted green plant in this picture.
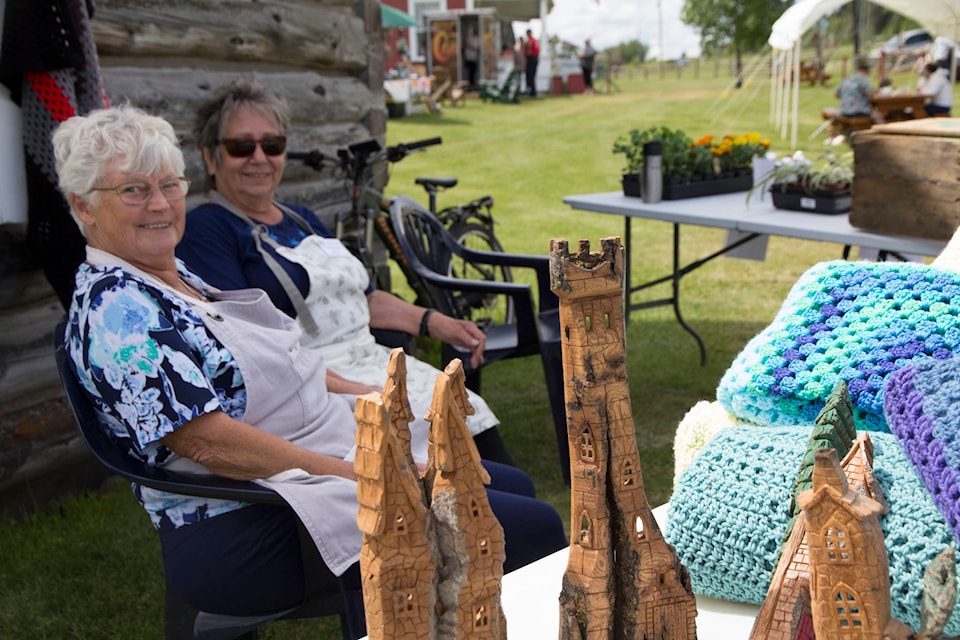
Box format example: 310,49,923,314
754,150,854,214
613,126,678,196
614,127,768,199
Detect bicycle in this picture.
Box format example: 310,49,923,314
288,137,514,325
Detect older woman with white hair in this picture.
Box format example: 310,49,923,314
56,105,565,623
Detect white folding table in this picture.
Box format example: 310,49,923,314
360,504,761,639
562,191,947,364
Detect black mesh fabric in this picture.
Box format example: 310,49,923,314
0,0,107,309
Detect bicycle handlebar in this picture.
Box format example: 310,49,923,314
385,136,442,163
289,137,442,179
286,149,337,171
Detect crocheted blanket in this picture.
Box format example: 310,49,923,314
717,260,960,431
885,357,960,548
666,427,960,634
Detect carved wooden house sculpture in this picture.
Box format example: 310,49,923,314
751,382,890,640
354,349,506,640
801,447,893,639
549,237,698,640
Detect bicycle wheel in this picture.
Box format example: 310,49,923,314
447,221,515,326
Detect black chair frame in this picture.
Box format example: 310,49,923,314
388,196,570,483
53,316,363,640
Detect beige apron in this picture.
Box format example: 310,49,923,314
207,193,499,460
85,247,367,575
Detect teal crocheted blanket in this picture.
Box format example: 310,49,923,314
666,427,960,634
717,260,960,431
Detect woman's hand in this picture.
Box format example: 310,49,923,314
366,290,486,368
425,313,486,369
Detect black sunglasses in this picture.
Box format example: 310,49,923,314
218,136,287,158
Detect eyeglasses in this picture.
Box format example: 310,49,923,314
89,177,192,205
217,136,287,158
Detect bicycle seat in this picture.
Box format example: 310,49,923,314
415,177,458,191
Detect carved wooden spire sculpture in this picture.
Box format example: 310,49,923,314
426,359,506,639
355,350,435,640
550,237,697,640
354,349,506,640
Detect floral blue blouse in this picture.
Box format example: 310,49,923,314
65,259,249,531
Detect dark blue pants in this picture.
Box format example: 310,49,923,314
159,461,566,615
525,55,539,96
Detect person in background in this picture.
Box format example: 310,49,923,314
875,77,895,96
929,36,956,73
579,38,597,95
835,57,874,118
58,105,568,624
176,78,515,465
463,28,481,89
523,28,539,97
918,62,953,116
514,36,526,78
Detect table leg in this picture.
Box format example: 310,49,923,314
669,223,708,366
621,222,760,366
623,216,632,324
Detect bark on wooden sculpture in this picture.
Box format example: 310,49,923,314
426,358,507,640
354,349,506,640
550,237,697,640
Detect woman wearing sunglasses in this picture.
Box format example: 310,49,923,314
178,79,520,468
61,105,566,623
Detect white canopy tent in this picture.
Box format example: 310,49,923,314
768,0,960,146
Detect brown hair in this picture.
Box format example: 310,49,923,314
194,78,290,191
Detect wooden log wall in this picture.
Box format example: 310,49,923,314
0,0,387,514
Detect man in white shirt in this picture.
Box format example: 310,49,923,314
930,36,955,70
917,62,953,116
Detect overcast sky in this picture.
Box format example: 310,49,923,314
514,0,704,61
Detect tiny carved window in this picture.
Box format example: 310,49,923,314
580,512,592,547
636,515,646,540
604,312,611,328
474,605,489,629
585,315,592,331
580,428,595,462
479,537,489,556
824,525,851,561
622,460,635,486
395,513,405,533
834,589,863,628
394,591,417,617
471,499,481,518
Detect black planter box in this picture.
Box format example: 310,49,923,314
662,173,753,200
622,173,642,197
770,184,852,215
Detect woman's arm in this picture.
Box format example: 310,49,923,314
326,369,381,395
163,410,357,481
365,289,486,368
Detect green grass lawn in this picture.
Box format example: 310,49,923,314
1,56,949,639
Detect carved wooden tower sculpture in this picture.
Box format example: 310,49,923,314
550,237,697,640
